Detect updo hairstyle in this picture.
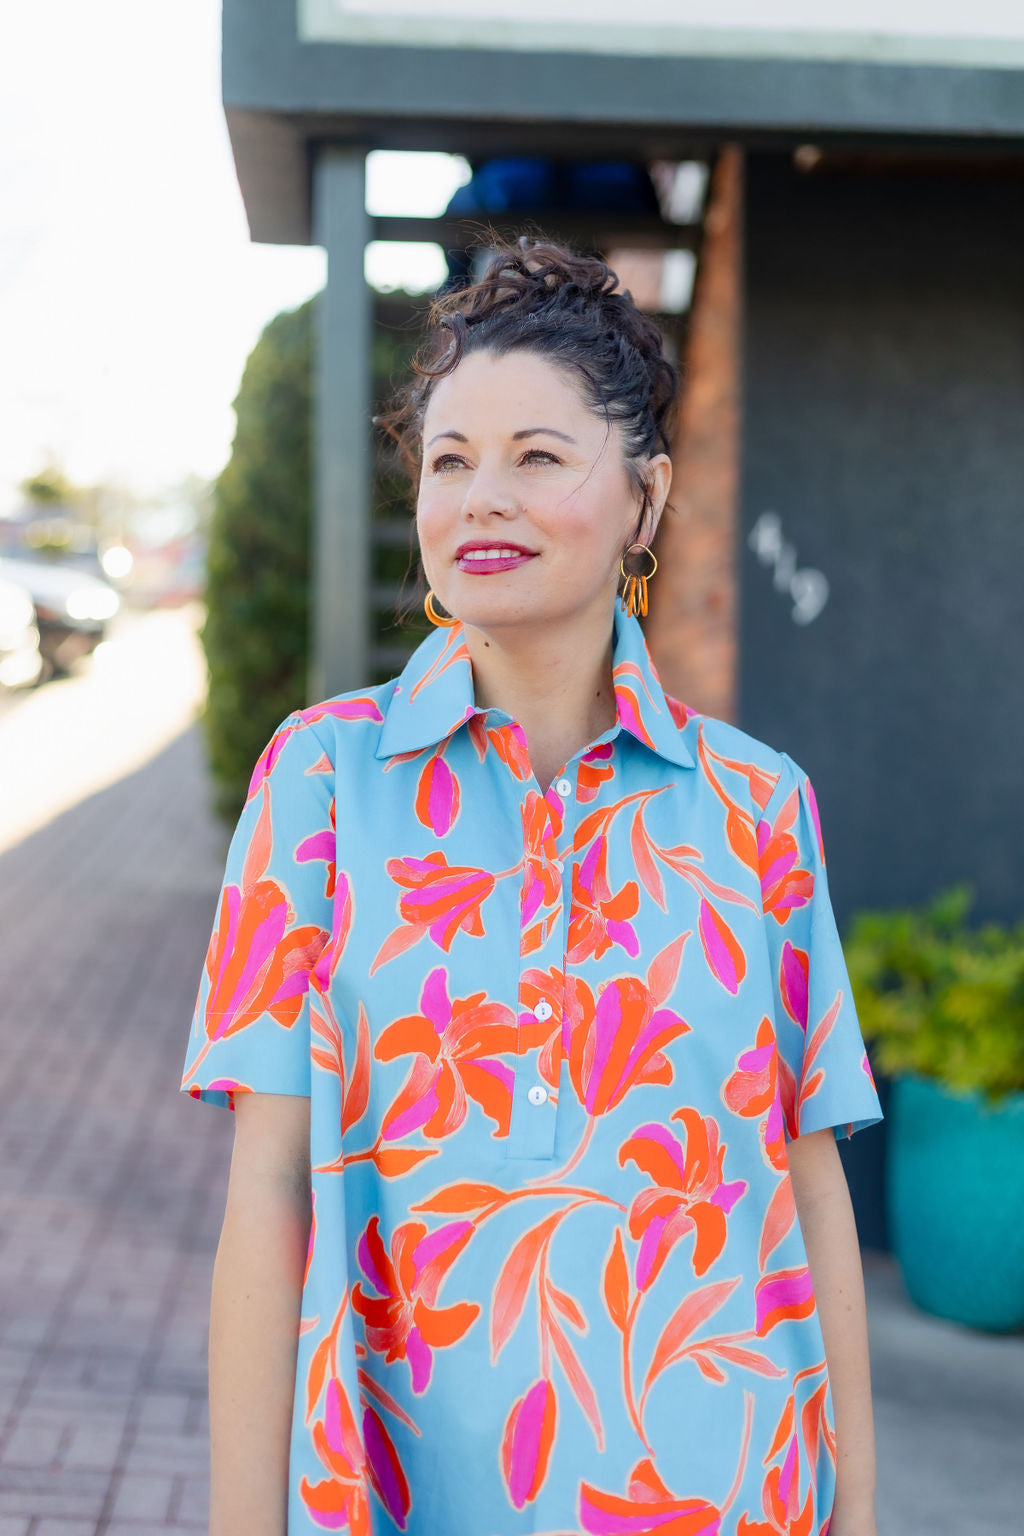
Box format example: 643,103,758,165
375,233,680,548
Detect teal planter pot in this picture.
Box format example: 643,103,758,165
887,1073,1024,1332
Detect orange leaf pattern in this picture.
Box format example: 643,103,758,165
180,608,883,1531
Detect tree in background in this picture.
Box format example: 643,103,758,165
21,465,77,506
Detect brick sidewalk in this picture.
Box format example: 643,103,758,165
0,723,231,1534
1,699,1021,1534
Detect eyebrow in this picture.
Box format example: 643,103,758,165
425,427,577,448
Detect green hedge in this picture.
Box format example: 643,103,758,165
200,294,424,824
200,300,315,823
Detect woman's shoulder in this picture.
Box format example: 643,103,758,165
668,695,802,805
278,678,400,753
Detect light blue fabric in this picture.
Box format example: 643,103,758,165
182,602,883,1534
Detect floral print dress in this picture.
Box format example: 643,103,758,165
181,601,883,1535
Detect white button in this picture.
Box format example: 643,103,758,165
533,1000,553,1022
555,777,573,798
527,1084,549,1106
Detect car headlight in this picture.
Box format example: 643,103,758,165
64,587,120,622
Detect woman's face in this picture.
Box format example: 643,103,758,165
416,348,670,636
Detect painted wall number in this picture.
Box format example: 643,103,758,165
747,511,830,626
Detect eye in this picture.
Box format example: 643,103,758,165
520,449,559,466
430,453,466,475
432,448,561,470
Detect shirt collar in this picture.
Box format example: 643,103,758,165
374,603,696,769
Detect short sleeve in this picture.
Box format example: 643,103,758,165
756,751,884,1143
180,710,335,1111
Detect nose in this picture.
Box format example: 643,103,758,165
460,462,520,520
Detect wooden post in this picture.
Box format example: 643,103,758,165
645,147,743,723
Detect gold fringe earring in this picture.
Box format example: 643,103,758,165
424,590,459,627
618,543,658,617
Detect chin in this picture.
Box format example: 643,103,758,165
454,597,548,632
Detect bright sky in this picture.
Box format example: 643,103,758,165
0,1,466,509
3,0,1021,508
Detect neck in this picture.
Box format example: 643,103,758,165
461,606,620,787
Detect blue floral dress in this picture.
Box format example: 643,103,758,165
181,602,883,1535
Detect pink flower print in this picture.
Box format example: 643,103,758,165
565,936,691,1117
371,852,495,972
414,749,461,837
778,942,809,1028
567,835,640,963
501,1376,557,1511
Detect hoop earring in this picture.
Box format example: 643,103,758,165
424,589,459,628
618,542,658,618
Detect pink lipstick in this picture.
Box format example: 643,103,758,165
456,542,538,575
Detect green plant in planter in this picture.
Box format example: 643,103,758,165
844,885,1024,1332
845,884,1024,1104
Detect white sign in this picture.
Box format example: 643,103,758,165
747,512,829,627
299,0,1024,67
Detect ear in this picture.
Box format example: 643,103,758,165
641,453,673,543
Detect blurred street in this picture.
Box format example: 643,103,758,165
0,606,1022,1533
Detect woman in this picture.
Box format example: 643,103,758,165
182,238,884,1536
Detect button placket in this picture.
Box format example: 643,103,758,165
507,769,574,1161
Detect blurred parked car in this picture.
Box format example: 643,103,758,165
0,555,120,676
0,573,44,689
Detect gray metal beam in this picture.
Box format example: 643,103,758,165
310,147,372,702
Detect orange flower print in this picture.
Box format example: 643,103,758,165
619,1108,747,1289
723,1016,786,1170
578,742,616,802
579,1455,723,1535
352,1216,480,1394
302,1375,376,1533
520,790,563,932
567,835,640,963
469,716,531,780
371,853,495,973
194,783,328,1048
375,966,518,1140
181,602,885,1531
302,1291,415,1533
757,789,814,922
737,1372,833,1536
516,966,567,1088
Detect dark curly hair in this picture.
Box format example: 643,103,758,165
375,232,680,554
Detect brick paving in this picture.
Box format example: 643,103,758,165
0,692,231,1531
0,614,1022,1534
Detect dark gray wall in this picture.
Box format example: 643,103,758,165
739,154,1024,1248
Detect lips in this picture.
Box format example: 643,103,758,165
455,542,539,576
455,541,536,559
